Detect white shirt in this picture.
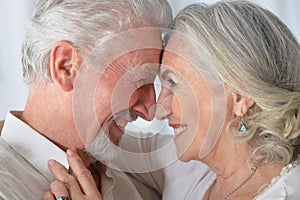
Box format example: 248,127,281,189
254,156,300,200
0,112,162,200
0,111,68,199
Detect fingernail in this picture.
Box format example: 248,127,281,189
48,159,56,167
67,149,75,157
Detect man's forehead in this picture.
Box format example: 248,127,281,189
106,50,160,75
80,28,163,78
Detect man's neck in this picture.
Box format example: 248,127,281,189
21,83,84,151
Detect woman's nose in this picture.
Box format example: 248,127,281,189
155,88,173,120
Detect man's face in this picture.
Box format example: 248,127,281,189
95,48,161,145
72,27,163,161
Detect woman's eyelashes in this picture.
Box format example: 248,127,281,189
159,68,180,89
167,77,178,87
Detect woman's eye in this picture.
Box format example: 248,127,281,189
167,78,177,87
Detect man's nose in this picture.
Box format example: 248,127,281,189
132,84,156,121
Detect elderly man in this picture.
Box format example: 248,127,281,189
0,0,172,199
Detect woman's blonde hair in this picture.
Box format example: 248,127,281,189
173,0,300,165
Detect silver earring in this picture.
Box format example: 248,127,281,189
238,116,248,136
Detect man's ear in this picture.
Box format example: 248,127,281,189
231,92,255,117
49,40,81,92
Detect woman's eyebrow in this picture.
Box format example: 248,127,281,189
160,69,176,80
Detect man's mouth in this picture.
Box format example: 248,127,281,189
108,110,138,145
115,118,128,131
114,110,137,129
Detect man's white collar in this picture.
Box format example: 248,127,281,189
1,111,69,181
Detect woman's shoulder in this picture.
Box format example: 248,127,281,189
162,159,215,200
255,156,300,200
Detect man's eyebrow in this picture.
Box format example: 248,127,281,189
143,65,157,76
133,64,157,74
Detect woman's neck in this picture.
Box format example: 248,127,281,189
202,136,253,177
201,138,285,200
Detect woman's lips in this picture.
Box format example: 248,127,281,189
169,124,188,135
169,123,187,141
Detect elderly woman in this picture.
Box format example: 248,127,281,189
156,1,300,199
46,1,300,199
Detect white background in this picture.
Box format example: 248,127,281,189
0,0,299,134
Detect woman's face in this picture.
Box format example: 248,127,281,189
157,36,229,161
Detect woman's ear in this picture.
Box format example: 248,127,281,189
49,40,81,92
231,92,255,117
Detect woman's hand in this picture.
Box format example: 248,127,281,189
43,149,102,200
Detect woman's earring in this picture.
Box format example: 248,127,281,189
238,116,248,136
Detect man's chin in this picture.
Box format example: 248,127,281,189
86,129,118,163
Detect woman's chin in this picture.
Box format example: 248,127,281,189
175,142,194,162
178,152,194,162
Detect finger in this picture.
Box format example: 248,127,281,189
42,191,55,200
66,149,99,195
50,180,69,199
48,159,83,198
48,159,76,184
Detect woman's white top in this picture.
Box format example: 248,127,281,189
254,155,300,200
118,133,300,200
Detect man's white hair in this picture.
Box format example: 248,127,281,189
22,0,172,83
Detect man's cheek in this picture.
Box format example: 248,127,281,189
111,82,137,112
